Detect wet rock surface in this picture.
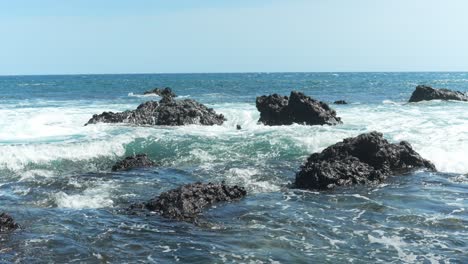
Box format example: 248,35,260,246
256,91,342,126
295,132,436,190
409,85,468,102
112,154,156,171
133,182,247,221
86,97,225,126
0,213,19,232
143,87,177,98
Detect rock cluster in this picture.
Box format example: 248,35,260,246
137,182,247,221
409,85,468,102
295,132,436,190
112,154,156,171
86,97,225,126
256,91,342,126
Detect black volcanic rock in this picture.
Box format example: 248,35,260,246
143,87,177,98
138,182,247,221
295,132,436,190
86,97,225,126
0,213,19,232
256,91,342,126
334,100,348,105
409,85,468,102
112,154,156,171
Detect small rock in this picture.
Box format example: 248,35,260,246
334,100,348,105
112,154,156,171
138,182,247,221
0,213,19,232
236,124,242,130
143,87,177,98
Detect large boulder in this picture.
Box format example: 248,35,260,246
256,91,342,126
85,97,225,126
112,154,156,171
295,132,436,190
0,213,19,232
136,182,247,221
143,87,177,98
409,85,468,102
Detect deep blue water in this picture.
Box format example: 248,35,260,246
0,73,467,263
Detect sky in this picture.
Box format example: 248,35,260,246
1,0,468,75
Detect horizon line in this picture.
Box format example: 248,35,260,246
2,70,468,77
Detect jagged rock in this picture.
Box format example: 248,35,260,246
295,132,436,190
135,182,247,221
334,100,348,105
409,85,468,102
143,87,177,98
0,213,19,232
111,154,156,171
85,97,225,126
256,91,342,126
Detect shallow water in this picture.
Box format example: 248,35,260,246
0,73,467,263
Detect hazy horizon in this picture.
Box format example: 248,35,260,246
2,0,468,75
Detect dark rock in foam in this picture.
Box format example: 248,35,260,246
256,91,342,126
409,85,468,102
112,154,156,171
0,213,19,232
86,96,225,126
143,87,177,98
133,182,247,221
295,132,436,190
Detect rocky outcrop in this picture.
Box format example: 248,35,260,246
0,213,19,232
112,154,156,171
334,100,348,105
85,97,225,126
256,91,342,126
295,132,436,190
409,85,468,102
143,87,177,98
134,182,246,221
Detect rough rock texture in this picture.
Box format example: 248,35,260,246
295,132,436,190
409,85,468,102
85,97,225,126
256,91,342,126
141,182,247,221
111,154,156,171
143,87,177,98
0,213,19,232
334,100,348,105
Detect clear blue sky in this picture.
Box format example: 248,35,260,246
1,0,468,75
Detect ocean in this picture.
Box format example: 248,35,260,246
0,72,467,263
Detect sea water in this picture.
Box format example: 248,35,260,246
0,72,466,263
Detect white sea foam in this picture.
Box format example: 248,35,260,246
54,183,115,209
0,99,467,177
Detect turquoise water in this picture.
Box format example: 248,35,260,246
0,73,467,263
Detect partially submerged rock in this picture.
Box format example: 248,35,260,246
86,97,225,126
409,85,468,102
143,87,177,98
295,132,436,190
0,213,19,232
112,154,156,171
256,91,342,126
334,100,348,105
136,182,247,221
